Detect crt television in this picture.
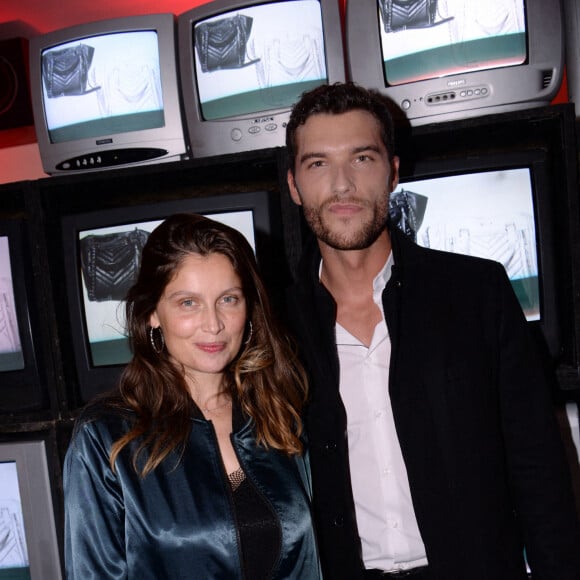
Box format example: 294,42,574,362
0,438,63,579
0,220,48,413
29,14,189,175
346,0,565,126
563,0,580,113
392,149,566,362
61,190,281,405
178,0,346,159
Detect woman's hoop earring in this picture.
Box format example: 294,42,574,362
244,321,253,346
149,326,165,354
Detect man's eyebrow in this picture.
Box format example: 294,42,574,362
298,151,327,164
352,144,382,155
298,144,382,165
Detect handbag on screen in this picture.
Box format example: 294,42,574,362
389,189,428,242
0,278,21,353
42,43,100,98
379,0,454,33
96,62,163,117
80,228,149,302
251,31,325,91
195,14,260,73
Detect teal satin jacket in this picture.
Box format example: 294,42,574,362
64,405,321,579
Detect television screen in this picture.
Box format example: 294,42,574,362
392,168,539,321
194,0,328,120
61,190,281,403
178,0,346,158
0,461,29,576
0,235,24,372
346,0,564,126
41,30,165,144
380,0,526,86
0,439,63,579
29,14,188,174
78,210,256,368
0,220,47,413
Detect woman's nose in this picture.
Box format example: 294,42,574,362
202,307,224,334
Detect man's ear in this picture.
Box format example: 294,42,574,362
390,156,400,191
287,169,303,206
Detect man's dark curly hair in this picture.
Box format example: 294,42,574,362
285,82,396,173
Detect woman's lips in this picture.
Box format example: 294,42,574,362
196,342,226,353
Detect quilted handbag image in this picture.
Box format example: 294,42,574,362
389,189,428,242
195,14,260,72
80,228,149,302
42,43,100,98
379,0,453,33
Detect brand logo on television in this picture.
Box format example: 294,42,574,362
253,116,275,124
447,79,466,88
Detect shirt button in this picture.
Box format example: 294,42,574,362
333,515,344,527
324,441,337,452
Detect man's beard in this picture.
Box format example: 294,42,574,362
301,194,390,251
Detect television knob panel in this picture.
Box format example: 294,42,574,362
400,85,491,115
55,147,169,171
229,117,280,145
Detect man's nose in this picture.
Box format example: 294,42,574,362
331,164,356,196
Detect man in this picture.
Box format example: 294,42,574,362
285,82,580,579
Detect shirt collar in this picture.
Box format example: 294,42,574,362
318,252,394,308
373,252,394,299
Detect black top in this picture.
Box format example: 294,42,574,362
231,470,280,579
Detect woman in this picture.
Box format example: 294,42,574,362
64,213,321,579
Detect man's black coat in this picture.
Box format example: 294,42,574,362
286,226,580,580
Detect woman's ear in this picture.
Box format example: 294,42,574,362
149,311,160,328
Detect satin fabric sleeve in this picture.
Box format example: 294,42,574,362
294,432,314,501
64,419,127,579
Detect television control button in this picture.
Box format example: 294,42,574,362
427,86,488,106
401,99,411,111
231,128,243,141
265,123,277,132
248,125,261,135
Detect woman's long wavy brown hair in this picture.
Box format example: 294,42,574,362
108,213,308,477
